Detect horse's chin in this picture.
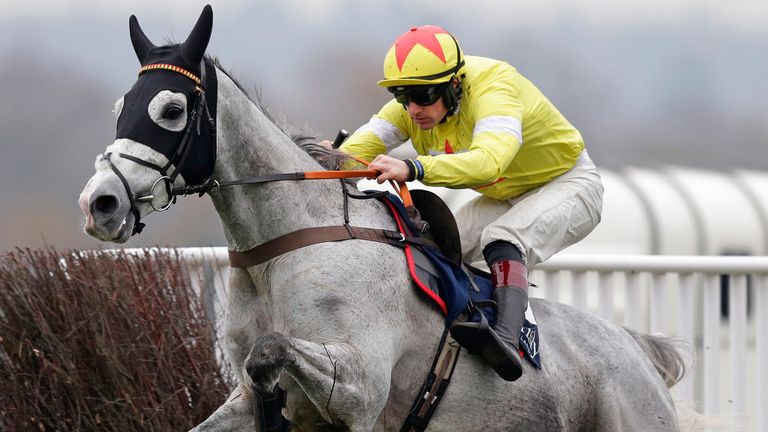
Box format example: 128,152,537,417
112,218,133,243
85,213,134,244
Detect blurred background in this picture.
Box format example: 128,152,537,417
1,0,766,251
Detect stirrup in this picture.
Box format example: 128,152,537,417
449,308,492,355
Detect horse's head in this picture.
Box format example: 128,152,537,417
79,5,217,242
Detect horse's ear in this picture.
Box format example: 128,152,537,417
180,5,213,66
129,15,155,64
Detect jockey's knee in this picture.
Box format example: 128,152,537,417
482,240,524,265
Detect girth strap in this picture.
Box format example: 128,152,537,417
228,225,437,268
401,328,462,432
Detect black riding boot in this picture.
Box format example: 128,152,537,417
451,242,528,382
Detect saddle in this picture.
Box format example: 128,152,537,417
409,189,463,266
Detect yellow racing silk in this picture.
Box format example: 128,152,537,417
340,56,585,200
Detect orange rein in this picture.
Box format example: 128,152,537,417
304,155,414,208
302,169,379,180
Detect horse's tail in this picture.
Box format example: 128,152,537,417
625,328,686,388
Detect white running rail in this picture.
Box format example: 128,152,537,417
533,254,768,431
170,248,768,431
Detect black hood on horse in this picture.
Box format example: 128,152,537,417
115,5,218,186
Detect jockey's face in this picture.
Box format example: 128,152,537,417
406,97,449,130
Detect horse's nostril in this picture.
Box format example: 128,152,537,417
91,195,119,217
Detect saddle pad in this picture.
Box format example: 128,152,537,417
377,193,470,323
376,191,541,369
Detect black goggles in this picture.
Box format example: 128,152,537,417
389,83,447,107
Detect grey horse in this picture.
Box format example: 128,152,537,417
78,6,685,431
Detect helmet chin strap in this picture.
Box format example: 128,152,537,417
445,75,463,116
444,34,464,116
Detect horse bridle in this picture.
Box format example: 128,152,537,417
99,61,217,235
101,61,396,238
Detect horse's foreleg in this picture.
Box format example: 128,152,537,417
246,332,390,431
188,383,255,432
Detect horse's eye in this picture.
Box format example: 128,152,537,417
163,104,184,120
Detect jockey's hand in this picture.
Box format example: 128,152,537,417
369,154,410,184
319,140,334,150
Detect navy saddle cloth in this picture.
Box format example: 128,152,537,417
376,191,541,369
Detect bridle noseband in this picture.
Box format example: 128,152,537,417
100,62,216,235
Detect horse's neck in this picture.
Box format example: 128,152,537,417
209,70,346,251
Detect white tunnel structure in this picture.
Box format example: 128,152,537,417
558,166,768,256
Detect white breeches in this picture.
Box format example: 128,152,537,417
456,151,604,268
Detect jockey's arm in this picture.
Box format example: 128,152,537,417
335,115,413,183
413,75,524,189
415,131,521,188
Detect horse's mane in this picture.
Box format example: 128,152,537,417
208,56,347,171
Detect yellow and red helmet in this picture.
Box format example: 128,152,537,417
377,25,465,88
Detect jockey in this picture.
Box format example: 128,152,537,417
324,25,604,382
